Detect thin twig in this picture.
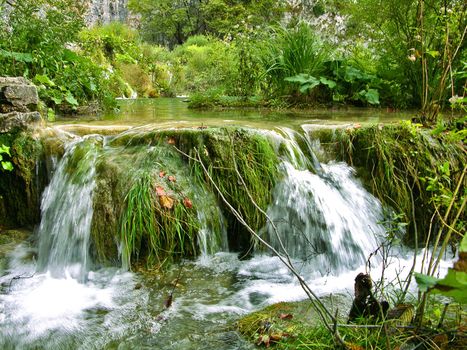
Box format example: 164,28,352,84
192,147,347,348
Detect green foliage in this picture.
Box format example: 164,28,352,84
0,0,116,111
129,0,285,47
344,0,467,119
78,23,169,98
284,74,337,94
0,145,13,172
261,22,330,101
415,234,467,303
170,36,238,95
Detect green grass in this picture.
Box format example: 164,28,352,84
237,299,466,349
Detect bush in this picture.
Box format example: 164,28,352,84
0,0,116,111
170,36,237,95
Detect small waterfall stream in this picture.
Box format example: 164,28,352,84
0,125,439,349
37,135,102,281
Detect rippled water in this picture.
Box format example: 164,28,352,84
2,242,441,349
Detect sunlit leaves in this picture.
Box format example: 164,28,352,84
415,234,467,304
0,144,13,172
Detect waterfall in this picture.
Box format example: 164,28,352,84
265,129,384,273
37,135,102,281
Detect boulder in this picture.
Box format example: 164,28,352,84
0,77,39,113
0,111,42,133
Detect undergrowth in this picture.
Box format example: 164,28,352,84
237,299,466,349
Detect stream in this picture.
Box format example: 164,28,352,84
0,99,442,349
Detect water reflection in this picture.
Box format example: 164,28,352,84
54,98,410,130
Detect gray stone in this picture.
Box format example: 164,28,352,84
0,77,39,113
0,77,31,86
0,111,43,133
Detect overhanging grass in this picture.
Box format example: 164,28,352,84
310,122,466,244
185,128,280,252
83,127,280,267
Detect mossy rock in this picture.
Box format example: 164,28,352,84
237,296,350,349
89,127,280,268
0,130,47,228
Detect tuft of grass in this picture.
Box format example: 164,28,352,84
261,22,329,102
118,144,200,269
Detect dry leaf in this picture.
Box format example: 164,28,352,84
345,342,364,350
183,197,193,209
168,175,176,183
256,334,271,347
155,186,166,196
159,195,174,209
269,333,283,341
279,313,293,320
159,171,166,178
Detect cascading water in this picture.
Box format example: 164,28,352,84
266,161,383,271
37,135,102,281
0,123,449,350
264,128,382,273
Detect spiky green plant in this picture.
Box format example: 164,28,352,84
261,22,329,99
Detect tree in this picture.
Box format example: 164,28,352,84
343,0,467,121
129,0,285,47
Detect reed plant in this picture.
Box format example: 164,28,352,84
261,22,329,100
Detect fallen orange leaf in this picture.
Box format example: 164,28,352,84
183,197,193,209
159,195,174,209
155,186,166,196
279,313,293,320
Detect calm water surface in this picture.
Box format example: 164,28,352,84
54,98,410,131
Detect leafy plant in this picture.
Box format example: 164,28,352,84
0,0,116,111
0,145,13,172
415,233,467,303
284,74,336,94
261,22,330,100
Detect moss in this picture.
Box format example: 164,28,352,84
88,127,280,267
238,298,466,350
237,297,351,349
175,127,280,253
0,131,46,228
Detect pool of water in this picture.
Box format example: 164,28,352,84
53,98,410,131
